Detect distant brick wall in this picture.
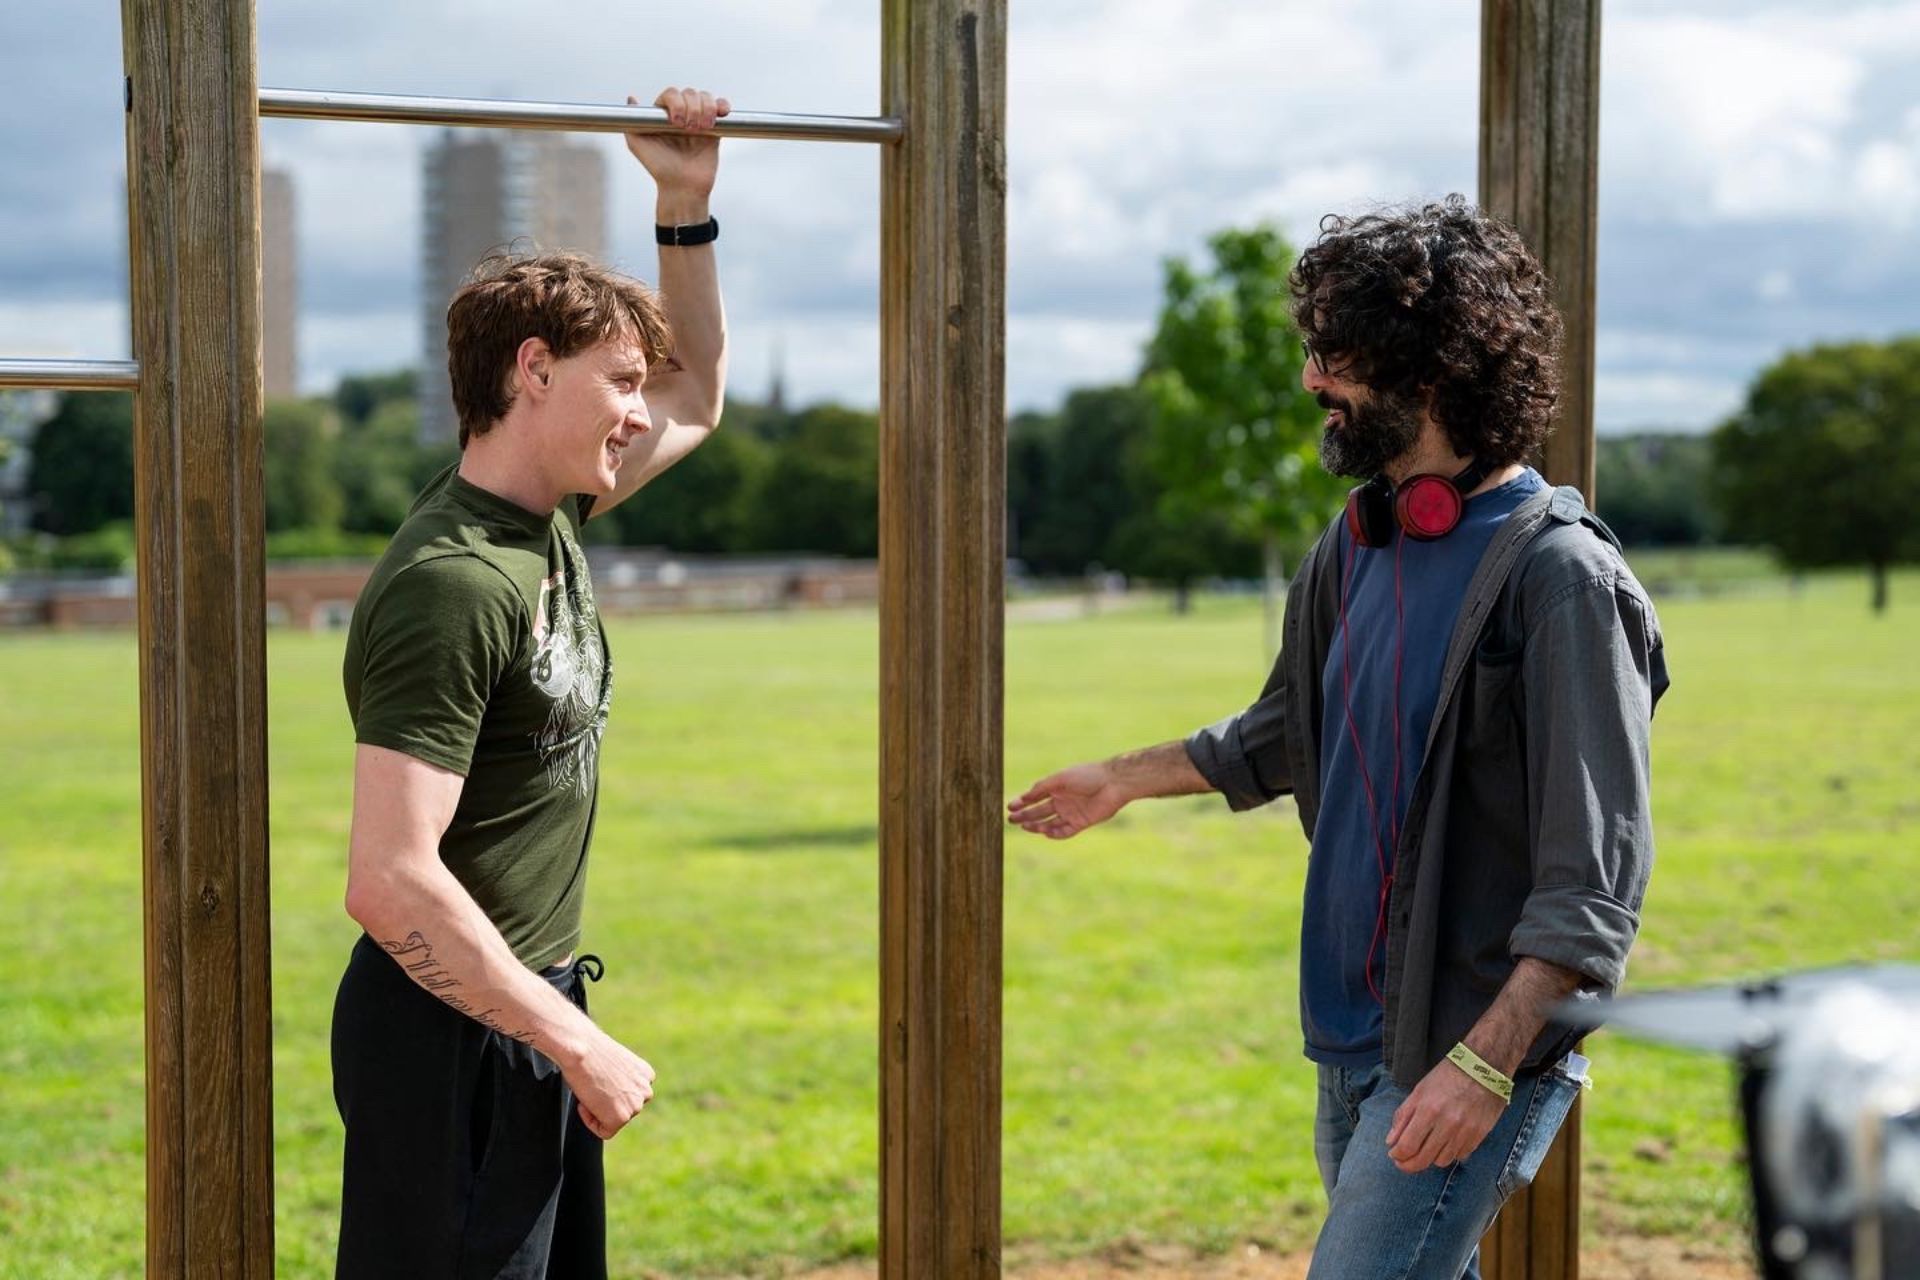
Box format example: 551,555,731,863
4,559,879,629
44,593,142,627
260,564,372,630
592,564,878,613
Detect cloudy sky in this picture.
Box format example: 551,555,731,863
2,0,1917,432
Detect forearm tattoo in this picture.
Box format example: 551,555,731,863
381,931,540,1045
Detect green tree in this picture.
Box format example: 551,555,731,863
745,404,878,555
0,431,12,543
1014,385,1154,575
27,392,135,536
1596,433,1722,547
331,367,456,533
334,368,417,427
1711,337,1920,612
1005,383,1261,599
334,399,427,534
1142,225,1344,635
607,425,768,552
1007,407,1056,570
998,383,1267,602
1108,499,1261,613
264,399,343,533
411,437,461,495
708,397,790,445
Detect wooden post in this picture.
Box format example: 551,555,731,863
1479,2,1600,1277
1480,0,1601,501
879,1,1008,1277
122,1,274,1275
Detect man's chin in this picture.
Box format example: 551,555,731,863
1319,429,1372,480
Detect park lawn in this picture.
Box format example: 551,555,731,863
1,558,1917,1277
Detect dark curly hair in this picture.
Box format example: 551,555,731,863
1289,195,1563,467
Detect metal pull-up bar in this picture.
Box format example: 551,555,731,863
0,88,899,397
260,87,904,144
0,358,141,391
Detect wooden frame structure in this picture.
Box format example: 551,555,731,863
1479,4,1601,1273
0,0,1597,1275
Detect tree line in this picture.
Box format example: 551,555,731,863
9,377,889,569
9,226,1919,608
0,374,1799,573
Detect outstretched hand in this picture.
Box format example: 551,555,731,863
1007,762,1128,839
625,86,730,195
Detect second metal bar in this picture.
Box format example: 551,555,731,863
0,358,141,391
260,87,903,143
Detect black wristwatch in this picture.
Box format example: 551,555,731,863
655,216,719,247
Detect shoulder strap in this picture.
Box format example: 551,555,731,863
1546,483,1625,554
1492,484,1626,644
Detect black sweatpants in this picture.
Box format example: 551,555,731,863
331,933,608,1279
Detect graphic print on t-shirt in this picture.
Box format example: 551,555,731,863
529,527,611,797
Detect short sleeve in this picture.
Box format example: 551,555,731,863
351,557,524,775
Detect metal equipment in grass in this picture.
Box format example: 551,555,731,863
1563,966,1920,1280
2,0,1595,1275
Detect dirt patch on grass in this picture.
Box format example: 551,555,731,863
787,1235,1755,1279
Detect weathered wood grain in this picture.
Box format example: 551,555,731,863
879,2,1008,1276
122,1,274,1274
1481,0,1601,502
1480,3,1601,1278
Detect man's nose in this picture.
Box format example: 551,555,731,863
1302,359,1329,393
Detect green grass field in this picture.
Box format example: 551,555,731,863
2,556,1917,1277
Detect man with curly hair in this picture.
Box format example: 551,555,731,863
1010,196,1668,1279
332,86,731,1278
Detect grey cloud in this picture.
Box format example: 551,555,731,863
3,0,1917,432
1599,216,1920,342
1007,256,1161,322
0,252,126,305
0,10,130,312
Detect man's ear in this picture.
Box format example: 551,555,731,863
515,336,554,395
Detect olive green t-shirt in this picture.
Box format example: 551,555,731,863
343,465,611,968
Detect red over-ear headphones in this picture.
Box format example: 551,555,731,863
1344,457,1491,547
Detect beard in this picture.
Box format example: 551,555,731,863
1316,387,1425,479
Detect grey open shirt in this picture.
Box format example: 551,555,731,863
1186,485,1669,1087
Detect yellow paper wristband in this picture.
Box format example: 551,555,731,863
1447,1042,1514,1101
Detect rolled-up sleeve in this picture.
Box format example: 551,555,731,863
1184,661,1294,813
1509,573,1667,989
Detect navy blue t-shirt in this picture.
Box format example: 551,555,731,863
1301,467,1545,1065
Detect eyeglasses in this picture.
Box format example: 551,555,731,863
1301,338,1330,374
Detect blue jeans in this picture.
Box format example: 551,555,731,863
1307,1054,1587,1280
